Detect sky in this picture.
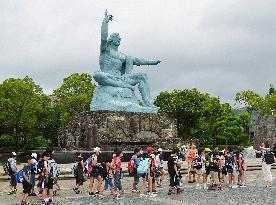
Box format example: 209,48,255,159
0,0,275,106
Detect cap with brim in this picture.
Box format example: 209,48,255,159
204,148,211,152
12,152,17,156
158,148,163,152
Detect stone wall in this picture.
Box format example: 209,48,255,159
253,115,276,148
58,111,179,151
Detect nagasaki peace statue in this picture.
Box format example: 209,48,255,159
58,11,179,150
91,11,161,113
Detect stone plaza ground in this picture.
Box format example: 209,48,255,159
0,168,275,205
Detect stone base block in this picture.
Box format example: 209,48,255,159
58,111,179,151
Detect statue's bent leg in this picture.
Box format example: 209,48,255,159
125,72,153,107
94,71,134,90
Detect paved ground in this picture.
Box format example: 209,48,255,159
0,169,276,205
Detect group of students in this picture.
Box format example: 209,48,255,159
4,141,275,204
71,146,167,198
185,141,275,190
4,149,60,205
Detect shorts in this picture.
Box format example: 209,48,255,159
226,166,233,174
23,181,32,194
43,178,54,190
204,167,211,175
134,173,140,185
220,166,227,176
9,174,17,186
169,174,178,187
104,178,114,189
90,168,100,178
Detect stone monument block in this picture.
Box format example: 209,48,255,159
58,111,178,151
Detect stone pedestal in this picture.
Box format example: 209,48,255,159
253,115,276,148
58,111,178,151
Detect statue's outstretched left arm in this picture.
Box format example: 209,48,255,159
132,57,161,66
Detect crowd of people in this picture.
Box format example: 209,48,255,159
3,141,275,205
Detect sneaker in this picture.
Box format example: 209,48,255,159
89,192,95,196
152,190,158,194
132,189,139,193
140,193,147,198
8,190,16,195
232,185,239,189
149,193,157,198
239,184,246,188
97,194,104,199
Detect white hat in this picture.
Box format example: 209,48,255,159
150,153,155,158
94,147,101,153
12,152,17,156
158,148,163,152
31,153,37,159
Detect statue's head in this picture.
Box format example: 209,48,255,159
108,33,121,47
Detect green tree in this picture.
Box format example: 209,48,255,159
155,89,251,147
53,73,96,125
0,76,51,151
235,84,276,115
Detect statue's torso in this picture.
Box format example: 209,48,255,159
99,49,126,76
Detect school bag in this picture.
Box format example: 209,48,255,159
193,156,202,169
264,151,275,164
37,159,45,174
71,162,78,177
128,158,136,176
47,159,59,180
16,169,24,183
3,160,13,175
137,158,149,175
86,156,95,174
225,154,234,167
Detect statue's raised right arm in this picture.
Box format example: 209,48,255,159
101,10,113,52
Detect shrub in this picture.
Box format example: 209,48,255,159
0,134,16,147
23,136,49,150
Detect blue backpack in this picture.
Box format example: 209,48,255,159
16,170,24,183
137,158,149,175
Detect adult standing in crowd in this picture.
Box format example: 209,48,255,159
7,152,17,195
256,141,273,188
187,142,197,183
88,147,103,196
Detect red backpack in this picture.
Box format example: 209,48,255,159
128,159,136,176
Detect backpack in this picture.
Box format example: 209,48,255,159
264,151,275,165
193,156,202,169
86,156,94,174
71,162,78,177
137,158,149,175
128,159,136,176
3,160,13,175
37,159,44,174
16,169,24,183
47,159,59,180
225,154,234,167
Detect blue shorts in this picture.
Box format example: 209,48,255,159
104,178,114,189
90,168,100,178
44,179,54,190
10,174,17,186
23,181,32,194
